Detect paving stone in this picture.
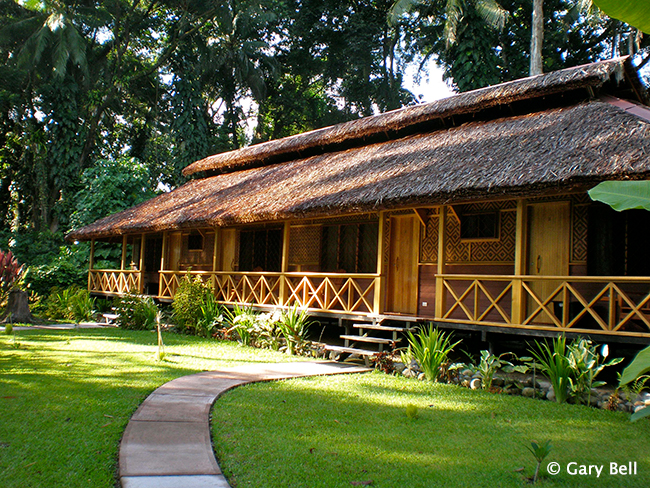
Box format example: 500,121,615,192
154,377,245,397
119,360,372,488
121,475,230,488
120,420,220,477
131,393,216,422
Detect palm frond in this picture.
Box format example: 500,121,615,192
474,0,508,31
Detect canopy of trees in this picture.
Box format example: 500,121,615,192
0,0,648,289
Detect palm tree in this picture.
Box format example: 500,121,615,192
389,0,508,47
530,0,544,75
206,3,277,148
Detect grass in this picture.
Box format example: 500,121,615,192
0,327,304,488
212,372,650,488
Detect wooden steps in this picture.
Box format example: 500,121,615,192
352,323,415,333
323,319,417,366
339,335,399,345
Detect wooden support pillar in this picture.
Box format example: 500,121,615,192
374,211,387,315
139,233,146,294
512,199,528,324
279,221,291,306
88,239,95,292
160,232,168,272
89,239,95,270
120,235,128,271
158,232,168,297
212,228,220,272
434,206,447,319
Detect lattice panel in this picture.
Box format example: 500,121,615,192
289,226,322,266
420,211,438,263
572,204,588,263
383,216,391,269
446,214,470,262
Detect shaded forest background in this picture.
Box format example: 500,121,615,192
0,0,648,294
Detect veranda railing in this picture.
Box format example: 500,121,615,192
438,274,650,335
158,270,379,315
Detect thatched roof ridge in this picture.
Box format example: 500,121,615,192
183,57,631,177
69,100,650,241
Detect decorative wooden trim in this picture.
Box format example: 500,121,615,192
413,208,428,226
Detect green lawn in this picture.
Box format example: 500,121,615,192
0,327,303,487
212,372,650,488
3,328,650,488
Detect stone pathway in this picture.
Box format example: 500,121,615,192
119,361,371,488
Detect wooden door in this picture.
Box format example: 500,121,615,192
387,215,420,314
527,202,570,323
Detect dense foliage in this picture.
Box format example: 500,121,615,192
0,0,648,294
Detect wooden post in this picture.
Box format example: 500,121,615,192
89,239,95,270
374,211,387,315
88,239,95,292
435,206,447,319
159,232,168,297
212,228,220,272
279,221,290,306
160,232,168,272
512,199,528,324
139,233,146,294
120,235,128,271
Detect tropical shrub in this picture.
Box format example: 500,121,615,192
566,339,622,404
466,350,529,390
277,306,311,355
45,286,95,322
196,298,225,338
529,336,572,403
224,304,259,346
114,293,158,330
0,249,24,299
529,336,622,404
405,324,460,382
619,344,650,421
171,274,215,333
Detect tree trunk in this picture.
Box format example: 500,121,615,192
530,0,544,76
1,290,33,324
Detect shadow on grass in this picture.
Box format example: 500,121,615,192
212,374,650,488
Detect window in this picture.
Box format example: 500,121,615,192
238,228,282,271
587,204,650,276
188,233,203,251
320,222,378,273
460,212,499,240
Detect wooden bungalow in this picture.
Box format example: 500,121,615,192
68,57,650,346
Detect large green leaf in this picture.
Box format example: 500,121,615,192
630,405,650,422
619,345,650,386
593,0,650,34
587,181,650,211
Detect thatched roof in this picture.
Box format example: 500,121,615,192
183,57,636,177
69,98,650,241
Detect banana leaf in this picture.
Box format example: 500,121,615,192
594,0,650,34
619,345,650,386
587,181,650,211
